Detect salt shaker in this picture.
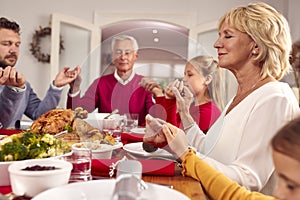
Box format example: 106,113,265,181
111,160,147,200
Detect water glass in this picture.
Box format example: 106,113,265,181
122,113,139,132
62,147,92,183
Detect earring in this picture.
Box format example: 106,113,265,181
252,50,257,55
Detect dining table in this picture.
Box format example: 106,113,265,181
104,130,206,200
0,129,207,200
142,164,205,200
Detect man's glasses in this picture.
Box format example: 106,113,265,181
113,49,134,56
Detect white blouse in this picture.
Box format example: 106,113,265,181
186,82,300,194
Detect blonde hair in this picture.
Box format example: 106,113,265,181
188,55,224,110
218,2,292,80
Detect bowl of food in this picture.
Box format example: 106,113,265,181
0,131,71,186
72,141,123,159
8,158,72,197
83,113,122,131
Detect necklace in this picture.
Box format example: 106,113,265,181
226,77,269,114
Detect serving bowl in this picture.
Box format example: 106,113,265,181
0,153,72,186
72,142,123,159
0,152,71,186
0,131,14,185
8,158,72,197
0,160,15,186
0,131,71,186
83,113,121,131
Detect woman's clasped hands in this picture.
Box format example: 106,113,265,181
143,114,189,161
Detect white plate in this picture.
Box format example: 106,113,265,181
72,142,123,152
123,142,174,159
97,142,123,151
32,179,189,200
130,127,146,134
20,120,33,130
72,142,123,159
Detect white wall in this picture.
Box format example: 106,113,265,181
288,0,300,41
0,0,296,105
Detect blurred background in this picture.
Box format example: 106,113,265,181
1,0,299,111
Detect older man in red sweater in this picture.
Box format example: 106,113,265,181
66,35,155,126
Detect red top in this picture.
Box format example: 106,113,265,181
155,97,221,133
67,73,154,126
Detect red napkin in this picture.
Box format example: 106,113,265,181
0,186,12,194
91,159,175,177
0,129,22,135
121,133,144,144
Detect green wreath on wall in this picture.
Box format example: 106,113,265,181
30,26,64,63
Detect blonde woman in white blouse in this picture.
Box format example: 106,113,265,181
144,2,300,195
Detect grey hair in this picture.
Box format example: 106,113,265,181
111,35,139,52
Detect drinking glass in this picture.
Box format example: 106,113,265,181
111,115,126,142
122,113,139,132
60,134,92,183
63,147,92,183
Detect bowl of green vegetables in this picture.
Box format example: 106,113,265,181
0,131,71,186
